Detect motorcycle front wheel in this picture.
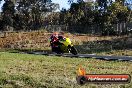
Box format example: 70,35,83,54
68,45,78,55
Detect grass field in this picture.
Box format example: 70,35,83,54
0,52,132,88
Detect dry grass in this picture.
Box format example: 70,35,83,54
0,31,50,49
0,31,123,49
0,31,132,56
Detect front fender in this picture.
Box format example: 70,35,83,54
60,38,72,46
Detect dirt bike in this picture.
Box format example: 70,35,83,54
52,37,78,55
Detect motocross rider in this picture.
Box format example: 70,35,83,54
49,32,65,53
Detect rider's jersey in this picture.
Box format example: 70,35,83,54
50,35,58,43
49,35,60,47
49,33,65,47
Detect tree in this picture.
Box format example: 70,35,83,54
115,0,125,5
1,0,60,31
96,0,113,13
15,0,53,30
1,0,15,31
60,1,96,32
105,1,129,35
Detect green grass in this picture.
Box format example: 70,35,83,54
0,52,132,88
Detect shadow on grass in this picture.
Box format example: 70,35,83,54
74,35,132,54
0,48,52,54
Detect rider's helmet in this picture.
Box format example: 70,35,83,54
53,32,59,38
